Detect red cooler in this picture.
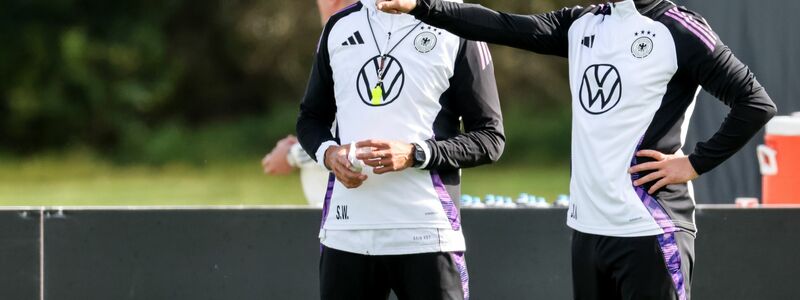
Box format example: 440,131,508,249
757,115,800,205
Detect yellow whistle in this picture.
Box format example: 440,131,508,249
371,86,382,105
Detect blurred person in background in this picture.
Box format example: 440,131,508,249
261,0,358,207
376,0,776,299
296,0,504,298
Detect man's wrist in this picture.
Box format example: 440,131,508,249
409,0,431,18
410,141,431,168
315,140,339,170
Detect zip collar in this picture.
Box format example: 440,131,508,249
611,0,640,19
361,0,417,28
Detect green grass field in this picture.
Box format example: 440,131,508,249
0,154,570,206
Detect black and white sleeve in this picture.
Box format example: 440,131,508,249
674,11,777,175
296,26,338,166
410,0,586,57
422,40,505,170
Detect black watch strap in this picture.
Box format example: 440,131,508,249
412,143,426,168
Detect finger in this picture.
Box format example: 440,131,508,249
362,158,392,167
335,157,368,181
334,154,352,170
648,177,671,194
633,171,664,186
356,149,392,160
333,164,367,187
628,161,661,173
373,165,392,174
637,150,666,161
376,0,397,11
355,140,390,149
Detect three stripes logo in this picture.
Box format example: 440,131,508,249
475,41,492,70
581,35,596,48
341,31,365,46
578,64,622,115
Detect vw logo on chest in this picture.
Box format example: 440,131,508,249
578,64,622,115
356,55,405,107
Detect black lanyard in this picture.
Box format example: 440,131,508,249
365,12,422,85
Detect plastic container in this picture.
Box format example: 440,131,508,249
757,115,800,205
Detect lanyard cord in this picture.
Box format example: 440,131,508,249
366,12,422,82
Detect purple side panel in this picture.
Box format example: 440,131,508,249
319,173,336,252
658,233,687,300
320,173,336,229
630,139,685,298
450,251,470,300
431,171,461,231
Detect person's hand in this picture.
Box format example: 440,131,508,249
376,0,417,14
628,150,699,194
261,135,298,175
354,139,414,175
324,144,368,189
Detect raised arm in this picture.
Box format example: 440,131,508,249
378,0,584,57
355,39,505,172
630,9,776,193
686,47,776,174
424,40,505,170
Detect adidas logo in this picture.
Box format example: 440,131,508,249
581,35,595,48
342,31,365,46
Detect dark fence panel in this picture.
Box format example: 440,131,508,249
16,207,795,299
0,210,40,300
44,209,321,300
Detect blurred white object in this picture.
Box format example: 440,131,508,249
288,143,329,208
765,116,800,135
735,197,759,208
756,145,778,176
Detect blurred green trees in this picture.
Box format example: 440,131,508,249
0,0,589,165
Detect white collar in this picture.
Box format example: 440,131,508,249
611,0,640,19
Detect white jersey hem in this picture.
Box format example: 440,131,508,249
567,220,665,237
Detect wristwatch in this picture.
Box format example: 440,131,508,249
411,143,426,168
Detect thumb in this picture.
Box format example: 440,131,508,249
376,0,399,11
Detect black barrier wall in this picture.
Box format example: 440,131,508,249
2,207,799,300
0,210,39,300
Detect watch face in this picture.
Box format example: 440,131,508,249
413,144,425,165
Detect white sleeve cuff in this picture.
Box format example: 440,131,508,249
315,140,339,170
414,140,432,169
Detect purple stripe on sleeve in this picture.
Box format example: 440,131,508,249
674,8,717,43
450,251,470,300
431,171,461,231
665,10,716,51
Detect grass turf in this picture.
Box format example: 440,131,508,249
0,155,569,206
